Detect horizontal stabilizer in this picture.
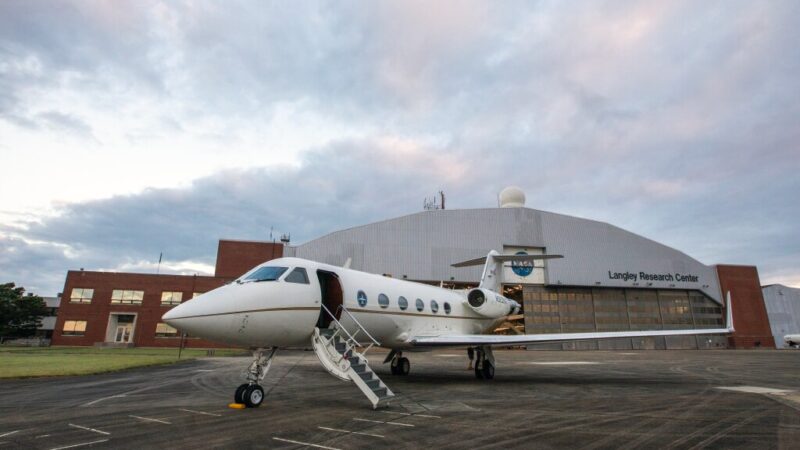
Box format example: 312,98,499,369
452,254,563,268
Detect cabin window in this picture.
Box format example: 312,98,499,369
398,296,408,310
431,300,439,313
244,266,288,282
285,267,309,284
416,298,424,312
444,302,452,314
378,293,389,308
357,290,368,307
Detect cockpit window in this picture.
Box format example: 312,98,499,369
285,267,309,284
243,266,288,282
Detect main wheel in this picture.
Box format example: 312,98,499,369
234,383,249,403
243,384,265,408
398,357,410,375
481,361,495,380
474,364,484,379
391,362,399,375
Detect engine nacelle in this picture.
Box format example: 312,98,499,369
466,288,520,319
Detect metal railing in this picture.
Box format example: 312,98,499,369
320,303,380,359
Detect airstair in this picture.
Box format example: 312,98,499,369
312,305,394,409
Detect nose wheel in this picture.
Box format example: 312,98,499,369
234,347,276,408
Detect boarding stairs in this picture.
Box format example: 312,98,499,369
312,305,394,409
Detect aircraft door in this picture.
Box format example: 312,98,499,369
316,270,343,328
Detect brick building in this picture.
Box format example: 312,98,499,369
52,240,283,348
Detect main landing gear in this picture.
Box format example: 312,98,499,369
386,350,411,376
234,347,277,408
473,346,495,380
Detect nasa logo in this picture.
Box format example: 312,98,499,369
357,290,368,307
511,251,534,277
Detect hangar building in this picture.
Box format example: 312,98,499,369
53,188,775,349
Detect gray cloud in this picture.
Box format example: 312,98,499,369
1,1,799,294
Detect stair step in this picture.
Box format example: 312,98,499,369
366,379,380,389
351,363,366,373
319,328,335,337
372,387,387,397
358,371,374,381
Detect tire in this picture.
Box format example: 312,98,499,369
234,383,249,404
481,362,495,380
243,384,265,408
390,363,399,375
399,357,410,376
474,365,484,379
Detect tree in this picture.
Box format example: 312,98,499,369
0,283,49,339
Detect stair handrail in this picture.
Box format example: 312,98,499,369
320,303,358,344
337,304,380,347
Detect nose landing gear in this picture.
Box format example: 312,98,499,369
234,347,277,408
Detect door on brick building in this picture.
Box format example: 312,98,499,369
106,314,136,344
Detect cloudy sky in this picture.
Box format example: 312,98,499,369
1,0,798,296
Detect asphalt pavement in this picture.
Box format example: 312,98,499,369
0,348,799,449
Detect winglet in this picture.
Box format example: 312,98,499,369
726,291,735,332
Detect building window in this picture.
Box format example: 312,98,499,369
161,291,183,306
111,290,144,305
444,302,451,314
192,292,203,299
431,300,439,314
378,293,389,309
62,320,87,336
357,290,368,307
155,323,179,337
416,298,424,312
70,288,94,304
398,296,408,311
285,267,309,284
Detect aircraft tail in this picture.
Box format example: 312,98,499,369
451,250,564,292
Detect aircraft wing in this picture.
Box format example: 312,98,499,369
411,293,734,347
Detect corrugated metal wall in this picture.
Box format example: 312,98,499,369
289,207,722,302
762,284,800,348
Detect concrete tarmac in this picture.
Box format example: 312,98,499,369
0,349,799,449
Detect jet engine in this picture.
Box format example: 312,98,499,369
466,288,520,318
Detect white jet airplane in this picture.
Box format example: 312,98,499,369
785,334,800,348
162,251,734,409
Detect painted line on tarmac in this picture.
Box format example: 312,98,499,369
521,361,600,365
83,394,126,406
178,408,222,417
0,430,20,438
129,415,171,425
715,386,794,395
68,424,110,436
273,437,341,449
49,439,110,450
36,435,51,439
318,426,384,438
353,418,414,427
378,411,441,419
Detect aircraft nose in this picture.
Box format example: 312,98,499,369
161,301,188,326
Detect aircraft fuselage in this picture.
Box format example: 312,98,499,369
163,257,500,349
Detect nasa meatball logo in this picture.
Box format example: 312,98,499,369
511,251,534,277
357,290,367,307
